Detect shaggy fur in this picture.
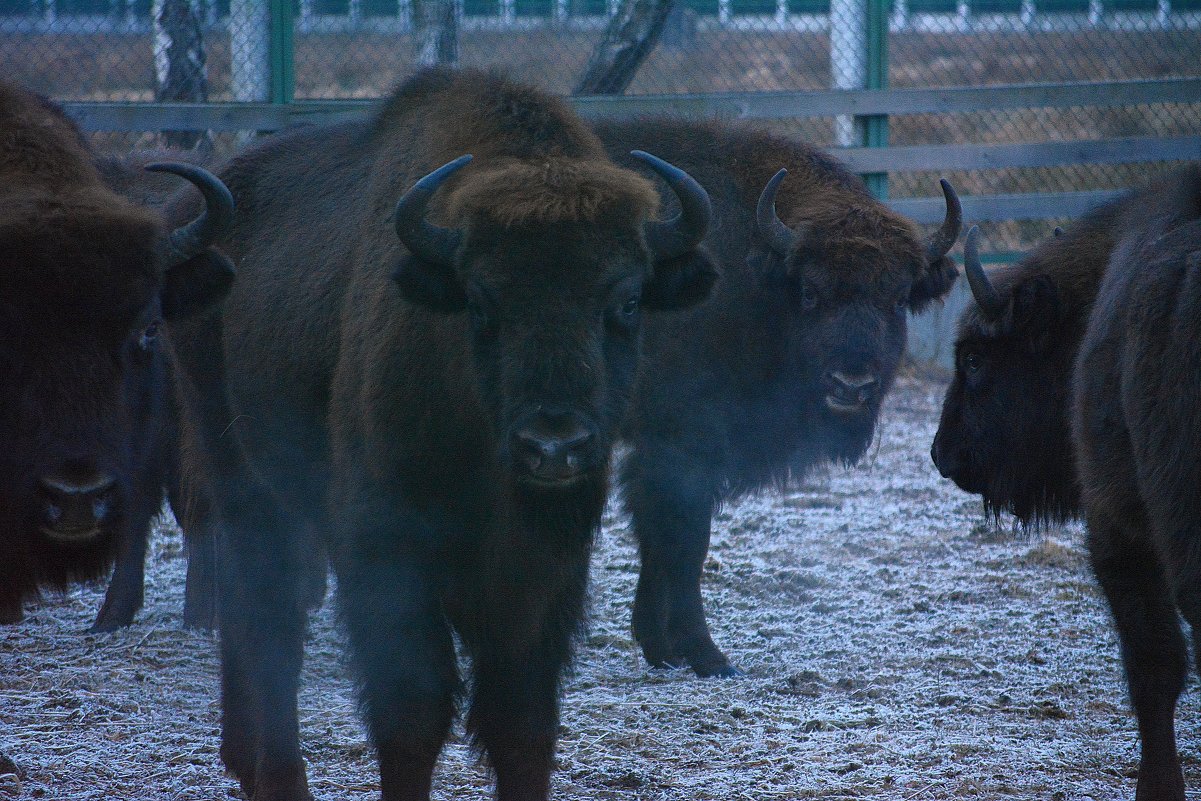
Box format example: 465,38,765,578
444,157,660,227
0,81,232,630
592,118,960,677
1072,175,1201,801
166,67,714,801
931,167,1201,525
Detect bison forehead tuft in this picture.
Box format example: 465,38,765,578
444,157,661,228
795,203,924,285
0,192,162,324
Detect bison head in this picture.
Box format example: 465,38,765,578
930,226,1080,523
0,164,234,575
391,153,715,490
756,172,962,463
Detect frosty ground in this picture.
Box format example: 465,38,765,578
1,371,1195,801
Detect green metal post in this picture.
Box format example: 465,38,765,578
269,0,295,105
859,0,889,199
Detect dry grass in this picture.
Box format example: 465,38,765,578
3,375,1197,800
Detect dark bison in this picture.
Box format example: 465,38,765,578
592,119,962,676
166,68,715,801
0,81,234,631
1072,175,1201,801
931,166,1201,800
930,168,1200,525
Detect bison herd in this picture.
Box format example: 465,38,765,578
1,67,1197,801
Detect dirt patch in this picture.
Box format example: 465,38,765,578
1,372,1194,800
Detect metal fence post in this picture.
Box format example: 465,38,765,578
270,0,295,105
858,0,888,199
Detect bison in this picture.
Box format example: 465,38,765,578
931,166,1201,800
930,168,1200,525
592,119,962,676
1072,175,1201,801
0,81,234,631
166,68,716,801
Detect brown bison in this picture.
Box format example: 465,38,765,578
0,81,234,631
932,166,1201,800
1072,175,1201,801
930,168,1200,525
592,119,962,676
166,68,715,801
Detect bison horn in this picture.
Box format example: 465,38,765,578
925,178,963,263
630,150,711,262
145,162,235,264
755,168,797,257
393,155,473,266
963,225,1004,319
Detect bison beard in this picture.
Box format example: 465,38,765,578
0,81,234,631
593,119,962,676
168,68,714,801
1072,172,1201,801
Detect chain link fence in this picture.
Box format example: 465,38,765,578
2,0,1199,252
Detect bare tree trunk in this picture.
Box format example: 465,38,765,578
417,0,459,68
572,0,675,96
153,0,211,151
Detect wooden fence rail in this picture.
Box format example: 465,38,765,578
62,77,1201,225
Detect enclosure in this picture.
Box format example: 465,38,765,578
2,1,1201,799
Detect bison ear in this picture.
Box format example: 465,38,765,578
908,254,959,313
1008,274,1061,348
642,248,719,311
161,249,236,320
392,254,466,313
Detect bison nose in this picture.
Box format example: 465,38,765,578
37,468,117,542
930,432,958,479
511,420,597,484
825,371,879,411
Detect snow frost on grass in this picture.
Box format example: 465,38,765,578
2,374,1195,800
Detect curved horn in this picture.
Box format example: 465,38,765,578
925,178,963,263
756,168,797,256
393,155,473,266
630,150,711,261
963,225,1004,320
146,162,235,263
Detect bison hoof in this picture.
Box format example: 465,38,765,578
698,662,746,679
89,605,139,633
0,606,24,625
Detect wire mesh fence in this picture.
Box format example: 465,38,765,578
1,0,1198,251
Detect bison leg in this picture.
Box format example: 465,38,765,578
1088,519,1187,801
469,570,587,801
623,447,738,677
216,484,313,801
470,656,559,801
91,484,160,632
334,514,456,801
182,526,218,630
0,602,23,625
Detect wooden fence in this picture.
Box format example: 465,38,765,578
61,76,1201,366
64,76,1201,225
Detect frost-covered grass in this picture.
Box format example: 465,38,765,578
2,372,1197,800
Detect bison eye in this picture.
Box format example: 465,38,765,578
963,352,982,374
138,320,162,352
621,295,640,317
